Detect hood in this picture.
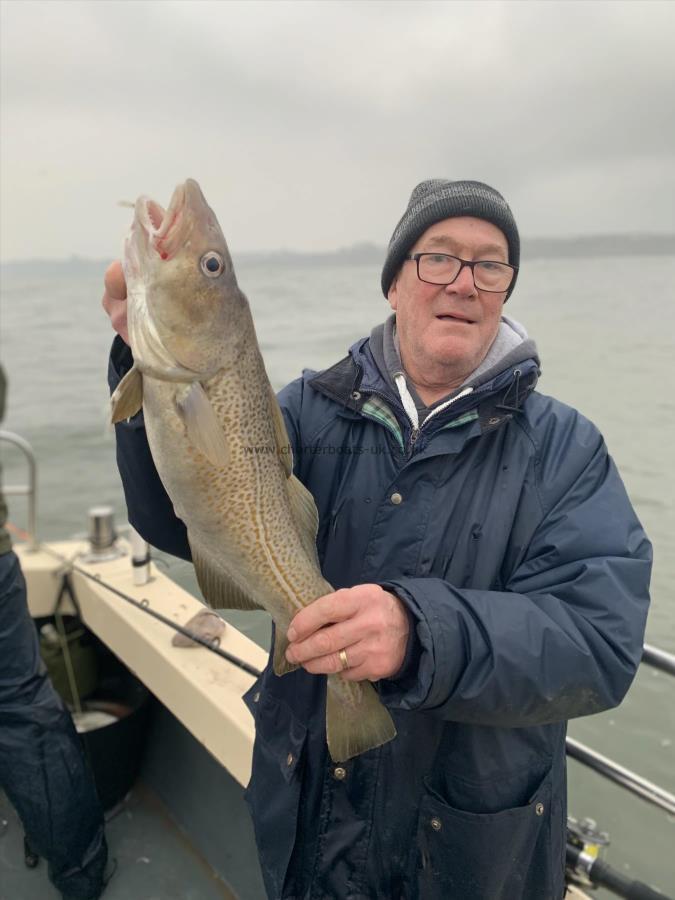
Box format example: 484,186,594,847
358,315,539,406
308,318,540,444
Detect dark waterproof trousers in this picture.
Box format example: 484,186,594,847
0,551,107,899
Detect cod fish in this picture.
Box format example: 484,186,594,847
111,179,396,761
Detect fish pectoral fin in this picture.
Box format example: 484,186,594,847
273,629,299,676
287,474,321,566
325,677,397,762
110,366,143,423
177,382,230,468
190,541,263,612
269,384,293,477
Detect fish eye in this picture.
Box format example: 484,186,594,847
200,252,225,278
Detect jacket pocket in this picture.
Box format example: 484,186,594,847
415,767,556,900
243,682,307,899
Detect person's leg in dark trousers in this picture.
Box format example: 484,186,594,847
0,551,108,899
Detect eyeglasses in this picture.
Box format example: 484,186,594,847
405,252,518,293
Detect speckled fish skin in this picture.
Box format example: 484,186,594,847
112,180,396,762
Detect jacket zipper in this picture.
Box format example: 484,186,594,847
357,362,530,457
402,383,474,458
358,386,476,457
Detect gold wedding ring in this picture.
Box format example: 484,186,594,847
338,649,350,671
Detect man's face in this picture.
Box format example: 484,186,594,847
388,217,509,383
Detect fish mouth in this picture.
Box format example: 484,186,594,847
135,179,206,260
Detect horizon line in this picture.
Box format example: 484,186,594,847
1,232,674,266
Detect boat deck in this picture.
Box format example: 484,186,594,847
0,782,236,900
2,541,268,900
0,781,235,900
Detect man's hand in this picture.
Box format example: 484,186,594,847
285,585,410,682
102,260,129,345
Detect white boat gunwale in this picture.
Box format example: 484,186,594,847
16,538,264,789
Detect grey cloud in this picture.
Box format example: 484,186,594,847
1,0,674,260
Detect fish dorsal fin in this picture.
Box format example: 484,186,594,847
110,366,143,423
267,386,320,564
177,382,230,468
287,474,321,568
269,384,293,478
190,539,263,612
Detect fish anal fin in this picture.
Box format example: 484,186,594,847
325,677,397,762
273,628,298,677
177,382,230,468
269,384,293,477
111,366,143,423
190,541,262,612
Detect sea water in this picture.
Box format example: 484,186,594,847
1,255,674,895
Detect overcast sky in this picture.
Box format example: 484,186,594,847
1,0,674,261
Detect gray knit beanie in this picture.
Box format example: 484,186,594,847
381,179,520,299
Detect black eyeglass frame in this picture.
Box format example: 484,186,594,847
405,252,518,293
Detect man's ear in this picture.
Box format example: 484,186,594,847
387,275,399,311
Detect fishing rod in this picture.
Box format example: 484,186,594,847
40,543,264,679
566,817,672,900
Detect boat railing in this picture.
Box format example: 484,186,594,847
565,644,675,816
566,737,675,816
0,429,38,550
642,643,675,677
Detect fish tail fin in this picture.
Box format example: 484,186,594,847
325,677,397,762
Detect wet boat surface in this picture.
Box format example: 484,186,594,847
0,782,237,900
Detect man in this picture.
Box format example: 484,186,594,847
0,364,109,900
103,179,652,900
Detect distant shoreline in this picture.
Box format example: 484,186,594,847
1,234,673,273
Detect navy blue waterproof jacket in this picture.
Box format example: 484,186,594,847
110,332,652,900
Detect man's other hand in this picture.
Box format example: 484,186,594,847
285,585,409,682
102,260,129,345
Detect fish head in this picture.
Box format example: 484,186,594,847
124,179,250,375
